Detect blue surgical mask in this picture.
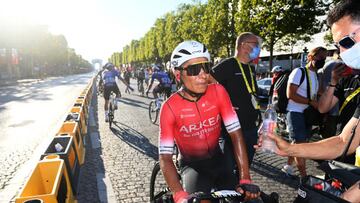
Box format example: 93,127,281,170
249,45,260,60
340,42,360,69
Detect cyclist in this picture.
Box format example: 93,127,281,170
145,64,172,110
159,40,260,203
137,67,146,95
102,62,132,122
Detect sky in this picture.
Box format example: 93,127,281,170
0,0,205,62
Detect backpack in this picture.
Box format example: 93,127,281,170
272,68,305,113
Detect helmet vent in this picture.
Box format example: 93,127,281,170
178,49,191,55
203,46,208,53
173,54,181,59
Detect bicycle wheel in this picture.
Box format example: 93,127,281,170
149,101,159,124
109,103,113,128
149,162,172,203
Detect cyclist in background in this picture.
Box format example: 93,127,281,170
159,40,260,203
102,62,132,122
145,64,172,110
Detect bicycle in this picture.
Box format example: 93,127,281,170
148,91,167,124
149,145,279,203
108,92,116,128
150,160,279,203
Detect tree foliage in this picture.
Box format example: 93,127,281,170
113,0,334,71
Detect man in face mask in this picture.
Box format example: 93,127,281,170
280,46,327,178
317,0,360,164
209,32,262,168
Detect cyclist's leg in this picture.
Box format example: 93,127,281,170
214,153,238,191
153,84,160,99
181,165,213,194
103,85,111,121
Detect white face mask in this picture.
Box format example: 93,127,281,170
340,42,360,69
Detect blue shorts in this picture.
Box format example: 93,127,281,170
286,111,311,143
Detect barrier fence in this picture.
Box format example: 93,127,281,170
15,76,96,203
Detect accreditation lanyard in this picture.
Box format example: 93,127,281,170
235,58,256,94
305,64,317,100
339,86,360,114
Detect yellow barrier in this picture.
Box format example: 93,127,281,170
66,110,87,138
74,100,88,120
57,122,85,165
41,136,80,195
15,155,76,203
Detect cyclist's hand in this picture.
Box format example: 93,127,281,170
173,191,189,203
236,181,260,201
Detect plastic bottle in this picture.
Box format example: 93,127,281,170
55,143,63,152
258,104,278,153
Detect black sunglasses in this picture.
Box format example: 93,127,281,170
334,27,360,49
178,62,211,76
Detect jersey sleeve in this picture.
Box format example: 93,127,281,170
288,68,303,86
159,102,175,155
215,84,241,133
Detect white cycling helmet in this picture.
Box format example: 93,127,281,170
170,40,210,69
271,65,283,73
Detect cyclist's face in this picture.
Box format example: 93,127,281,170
180,57,209,94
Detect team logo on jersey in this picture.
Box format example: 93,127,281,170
179,114,221,134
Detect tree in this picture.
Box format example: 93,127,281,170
236,0,328,71
202,0,238,57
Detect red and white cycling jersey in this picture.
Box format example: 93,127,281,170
159,84,241,161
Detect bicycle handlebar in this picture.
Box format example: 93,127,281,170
187,190,245,203
187,190,279,203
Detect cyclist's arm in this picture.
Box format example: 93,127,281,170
158,102,188,201
116,76,131,88
229,130,251,180
159,155,184,193
147,78,154,92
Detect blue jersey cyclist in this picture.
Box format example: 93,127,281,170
146,65,172,110
101,62,132,122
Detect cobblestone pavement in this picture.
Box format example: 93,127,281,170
78,79,325,203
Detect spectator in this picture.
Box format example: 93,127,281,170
281,46,327,178
209,32,262,166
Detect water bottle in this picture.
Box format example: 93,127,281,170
55,143,64,152
259,104,278,153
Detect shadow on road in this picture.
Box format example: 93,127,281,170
119,97,148,110
251,153,300,189
110,121,158,160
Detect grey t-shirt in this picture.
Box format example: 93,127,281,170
317,60,339,116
